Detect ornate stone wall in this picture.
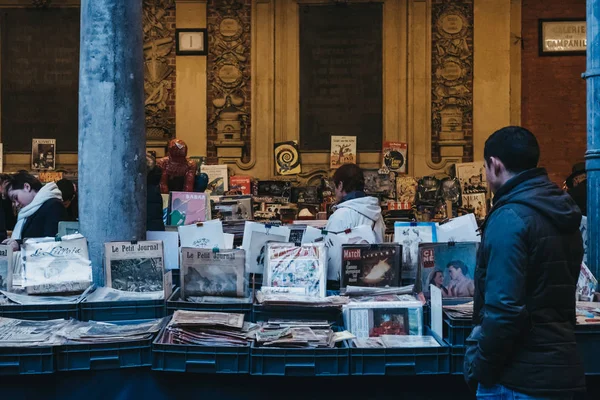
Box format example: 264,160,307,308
207,0,252,163
431,0,474,163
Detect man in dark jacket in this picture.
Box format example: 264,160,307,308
147,154,165,231
464,126,585,399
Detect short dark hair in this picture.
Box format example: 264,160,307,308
56,179,75,202
332,163,365,193
4,171,43,194
484,126,540,173
447,260,469,276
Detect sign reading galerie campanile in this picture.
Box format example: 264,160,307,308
539,19,586,55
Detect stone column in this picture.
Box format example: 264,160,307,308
586,0,600,278
78,0,146,285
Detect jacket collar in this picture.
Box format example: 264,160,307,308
339,190,366,204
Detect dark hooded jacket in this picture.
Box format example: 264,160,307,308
466,168,585,395
147,166,165,232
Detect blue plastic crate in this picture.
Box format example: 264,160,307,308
166,288,253,321
349,328,450,376
55,319,161,371
0,346,54,375
0,303,78,321
250,340,349,376
443,316,473,347
79,293,165,322
575,324,600,375
450,346,465,375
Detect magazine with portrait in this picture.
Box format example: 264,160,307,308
417,242,479,299
342,300,423,338
393,222,438,283
341,244,401,291
264,242,327,298
241,222,291,274
31,138,56,171
105,241,165,295
0,245,12,292
180,248,246,298
168,191,210,226
22,235,92,294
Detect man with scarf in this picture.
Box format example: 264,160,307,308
2,171,66,251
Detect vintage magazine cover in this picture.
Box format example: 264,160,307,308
341,244,401,290
0,245,12,291
342,301,423,338
31,138,56,171
22,235,92,294
462,192,487,220
105,241,165,294
396,176,418,205
264,242,327,298
229,175,252,195
274,141,302,175
201,165,229,196
454,162,487,194
241,222,291,274
168,191,209,226
417,242,478,298
181,248,246,298
330,135,356,169
394,222,438,283
382,141,408,173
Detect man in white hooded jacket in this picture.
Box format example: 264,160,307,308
325,164,385,283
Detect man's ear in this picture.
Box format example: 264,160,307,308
23,183,31,192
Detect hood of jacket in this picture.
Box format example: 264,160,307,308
485,168,581,233
335,195,382,223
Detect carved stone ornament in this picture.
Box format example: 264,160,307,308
431,0,474,166
143,0,176,139
207,0,251,163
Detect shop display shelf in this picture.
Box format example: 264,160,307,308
166,288,253,321
0,346,55,375
575,324,600,375
250,340,349,376
79,290,166,322
55,319,160,371
450,345,466,375
349,328,449,376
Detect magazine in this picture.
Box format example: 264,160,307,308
168,192,210,226
201,165,229,196
393,222,438,282
31,138,56,170
341,244,401,290
382,141,408,173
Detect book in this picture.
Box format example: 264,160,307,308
229,175,252,195
0,245,12,291
382,141,408,173
274,141,302,175
201,165,229,196
180,248,246,298
31,138,56,171
341,244,402,290
330,135,356,169
105,241,165,294
417,242,479,298
168,192,209,226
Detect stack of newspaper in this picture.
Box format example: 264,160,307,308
442,301,474,319
255,290,349,307
158,310,258,347
353,335,441,348
57,318,167,344
255,319,353,348
0,317,70,347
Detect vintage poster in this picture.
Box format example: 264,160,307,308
241,222,291,274
264,242,327,298
201,164,229,196
0,245,12,291
330,135,357,169
455,162,487,194
396,176,418,205
274,141,302,175
31,138,56,171
181,248,246,298
105,241,165,293
22,235,92,294
168,192,209,226
341,244,402,290
418,242,478,298
462,193,487,220
393,222,438,283
382,142,408,173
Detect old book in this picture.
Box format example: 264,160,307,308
330,135,356,169
180,248,246,298
341,244,402,290
105,241,165,294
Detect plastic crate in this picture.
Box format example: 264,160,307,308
79,295,165,322
250,340,349,376
349,328,450,376
443,315,474,347
56,319,160,371
575,324,600,375
166,288,253,321
0,346,54,375
450,346,465,375
0,303,79,321
152,330,250,374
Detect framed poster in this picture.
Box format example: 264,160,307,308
539,19,586,56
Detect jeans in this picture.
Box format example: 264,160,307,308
476,384,573,400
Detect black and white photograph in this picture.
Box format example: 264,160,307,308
105,241,165,293
454,162,487,194
181,248,246,298
341,244,402,290
31,138,56,170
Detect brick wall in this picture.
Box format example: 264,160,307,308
521,0,587,184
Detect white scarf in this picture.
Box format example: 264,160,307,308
11,182,64,240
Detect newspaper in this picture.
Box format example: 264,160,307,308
180,248,246,298
105,241,165,293
344,285,414,296
0,290,82,305
255,291,350,307
0,318,71,347
380,334,440,348
83,286,164,302
59,318,167,343
187,294,253,304
171,310,245,329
